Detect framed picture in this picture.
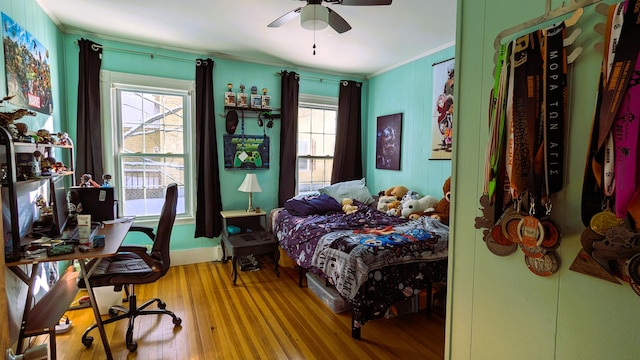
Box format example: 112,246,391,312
223,134,270,170
430,58,455,160
375,113,402,170
250,94,262,108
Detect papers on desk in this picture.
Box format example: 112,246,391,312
102,217,135,225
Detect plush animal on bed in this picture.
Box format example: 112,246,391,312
401,195,439,218
342,198,358,215
386,200,403,216
377,195,398,212
421,177,451,225
384,186,409,200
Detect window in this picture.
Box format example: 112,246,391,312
297,95,338,194
101,71,193,219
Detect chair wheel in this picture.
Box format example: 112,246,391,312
82,336,94,347
127,342,138,352
158,301,166,309
173,317,182,326
108,308,119,318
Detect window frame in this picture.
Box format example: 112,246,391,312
296,94,338,194
100,70,195,221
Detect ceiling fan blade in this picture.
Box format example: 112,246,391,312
327,8,352,33
267,7,302,28
336,0,392,5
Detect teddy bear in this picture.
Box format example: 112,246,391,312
342,198,358,215
401,195,439,218
377,195,397,212
386,200,403,216
384,185,409,200
423,176,451,225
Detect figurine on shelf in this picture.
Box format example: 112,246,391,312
102,174,112,187
237,84,248,107
36,129,54,144
251,86,258,94
225,83,236,106
57,132,72,146
80,173,100,188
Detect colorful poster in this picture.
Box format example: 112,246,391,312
2,13,53,115
375,113,402,170
223,134,270,170
430,58,454,160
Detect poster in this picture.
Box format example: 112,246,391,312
375,113,402,170
2,13,53,115
430,58,454,160
223,134,270,170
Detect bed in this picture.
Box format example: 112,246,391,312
272,181,449,339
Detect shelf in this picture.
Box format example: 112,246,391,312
220,106,281,119
24,266,78,335
12,142,74,151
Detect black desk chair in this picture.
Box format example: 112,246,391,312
77,183,182,352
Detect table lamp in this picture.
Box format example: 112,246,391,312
238,173,262,212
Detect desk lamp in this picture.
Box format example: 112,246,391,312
238,174,262,212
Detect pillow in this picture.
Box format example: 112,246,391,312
284,194,342,216
319,178,375,205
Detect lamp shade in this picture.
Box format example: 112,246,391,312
238,174,262,193
301,5,329,30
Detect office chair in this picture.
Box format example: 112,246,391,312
77,183,182,352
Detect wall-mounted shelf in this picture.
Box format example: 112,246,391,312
219,106,281,120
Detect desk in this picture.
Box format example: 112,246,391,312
5,219,133,360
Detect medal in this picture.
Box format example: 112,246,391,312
525,251,559,276
486,232,518,256
517,216,545,248
589,210,622,236
520,243,546,259
540,218,561,250
580,226,604,255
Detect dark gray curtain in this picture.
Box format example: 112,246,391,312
331,80,362,184
194,59,223,238
278,71,299,206
76,38,104,184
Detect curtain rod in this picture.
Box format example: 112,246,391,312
276,71,341,84
74,40,198,63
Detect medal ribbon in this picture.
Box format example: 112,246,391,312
542,22,566,198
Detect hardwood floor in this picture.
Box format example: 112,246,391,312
29,259,445,359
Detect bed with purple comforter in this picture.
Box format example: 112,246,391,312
272,199,448,338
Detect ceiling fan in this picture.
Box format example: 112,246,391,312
267,0,392,34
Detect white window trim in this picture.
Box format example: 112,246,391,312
99,70,196,222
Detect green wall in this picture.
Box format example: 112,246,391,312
366,47,454,197
452,0,640,359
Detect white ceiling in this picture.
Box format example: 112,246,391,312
37,0,457,78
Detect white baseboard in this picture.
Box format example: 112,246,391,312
170,245,223,266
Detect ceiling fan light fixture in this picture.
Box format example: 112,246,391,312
300,5,329,30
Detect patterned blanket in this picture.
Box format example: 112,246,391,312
311,216,449,299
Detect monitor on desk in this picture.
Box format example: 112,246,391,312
69,186,116,222
50,176,70,236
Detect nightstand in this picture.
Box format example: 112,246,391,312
220,209,280,285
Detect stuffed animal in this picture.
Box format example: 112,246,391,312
386,200,403,216
384,185,409,200
401,195,439,218
342,198,358,215
423,177,451,225
377,195,397,212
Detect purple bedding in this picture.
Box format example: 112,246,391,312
272,201,449,328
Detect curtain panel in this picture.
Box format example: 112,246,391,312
76,38,104,184
331,80,363,184
194,59,223,238
278,71,300,207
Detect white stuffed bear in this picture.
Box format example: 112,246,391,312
401,195,439,218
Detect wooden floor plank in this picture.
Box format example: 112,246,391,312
26,260,445,359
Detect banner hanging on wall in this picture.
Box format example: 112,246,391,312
430,58,455,160
2,13,53,115
223,134,270,170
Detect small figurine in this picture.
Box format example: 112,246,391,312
262,87,268,95
251,86,258,94
80,173,100,188
6,124,18,139
240,84,245,93
36,129,53,144
102,174,112,187
57,132,72,146
227,83,233,92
